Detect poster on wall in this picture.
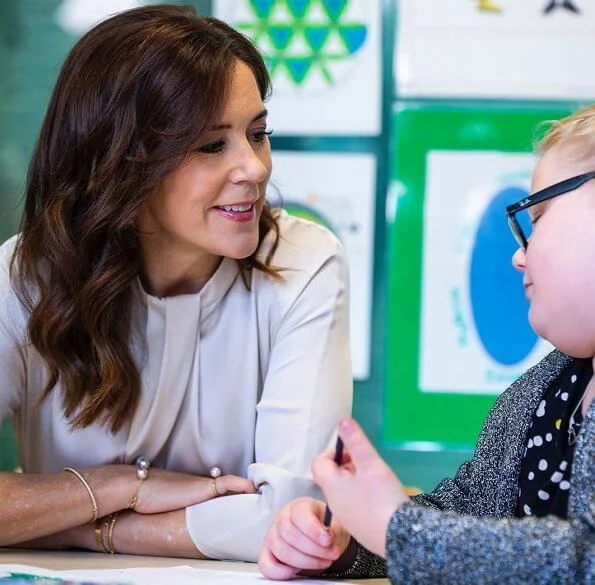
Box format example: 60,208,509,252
214,0,382,136
55,0,147,34
385,106,571,448
419,151,553,394
270,151,376,379
395,0,595,99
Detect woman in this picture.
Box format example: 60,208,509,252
0,4,352,562
260,106,595,583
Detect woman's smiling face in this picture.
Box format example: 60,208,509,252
137,59,272,272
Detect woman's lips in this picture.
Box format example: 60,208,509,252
213,201,257,222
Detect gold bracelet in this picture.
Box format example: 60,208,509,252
94,518,108,553
104,512,119,554
64,467,98,523
128,456,150,509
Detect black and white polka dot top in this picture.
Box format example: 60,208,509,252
517,358,591,519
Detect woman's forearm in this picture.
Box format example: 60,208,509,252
109,509,205,558
0,467,135,546
0,466,255,550
43,509,205,559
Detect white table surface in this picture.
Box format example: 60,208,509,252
0,548,389,584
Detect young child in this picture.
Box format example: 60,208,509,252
259,106,595,583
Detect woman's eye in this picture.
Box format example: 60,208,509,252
198,140,225,154
251,129,273,143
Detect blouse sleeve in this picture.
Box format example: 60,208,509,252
253,228,353,472
0,238,27,425
186,220,353,561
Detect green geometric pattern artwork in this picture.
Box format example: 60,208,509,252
230,0,368,86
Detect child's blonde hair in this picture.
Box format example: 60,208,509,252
537,105,595,162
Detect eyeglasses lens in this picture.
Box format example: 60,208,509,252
511,208,533,247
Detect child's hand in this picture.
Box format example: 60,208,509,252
258,497,351,580
312,418,410,558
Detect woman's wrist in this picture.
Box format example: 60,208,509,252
107,509,204,558
78,463,149,518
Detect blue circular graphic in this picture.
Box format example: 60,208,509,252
469,186,537,366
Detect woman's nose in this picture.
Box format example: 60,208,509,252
230,143,269,184
512,247,526,272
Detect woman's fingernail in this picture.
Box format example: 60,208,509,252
319,531,331,545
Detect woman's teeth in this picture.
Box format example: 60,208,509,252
219,203,252,212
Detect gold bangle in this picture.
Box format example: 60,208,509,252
94,518,108,553
104,512,119,554
128,456,150,510
64,467,98,523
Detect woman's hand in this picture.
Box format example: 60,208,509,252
312,418,409,558
17,472,257,556
259,497,351,580
0,467,256,547
133,470,257,514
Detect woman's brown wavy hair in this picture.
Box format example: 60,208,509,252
10,4,280,433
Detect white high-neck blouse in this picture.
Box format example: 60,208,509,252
0,211,353,561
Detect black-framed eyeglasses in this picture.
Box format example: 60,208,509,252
505,171,595,250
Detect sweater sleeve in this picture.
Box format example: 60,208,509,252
413,351,573,516
384,351,591,584
386,500,595,584
331,352,577,580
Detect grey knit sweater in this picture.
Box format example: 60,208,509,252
382,350,595,584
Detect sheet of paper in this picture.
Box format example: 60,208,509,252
0,564,348,584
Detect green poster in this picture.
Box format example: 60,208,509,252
385,104,573,449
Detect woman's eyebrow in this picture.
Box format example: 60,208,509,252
214,108,268,130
